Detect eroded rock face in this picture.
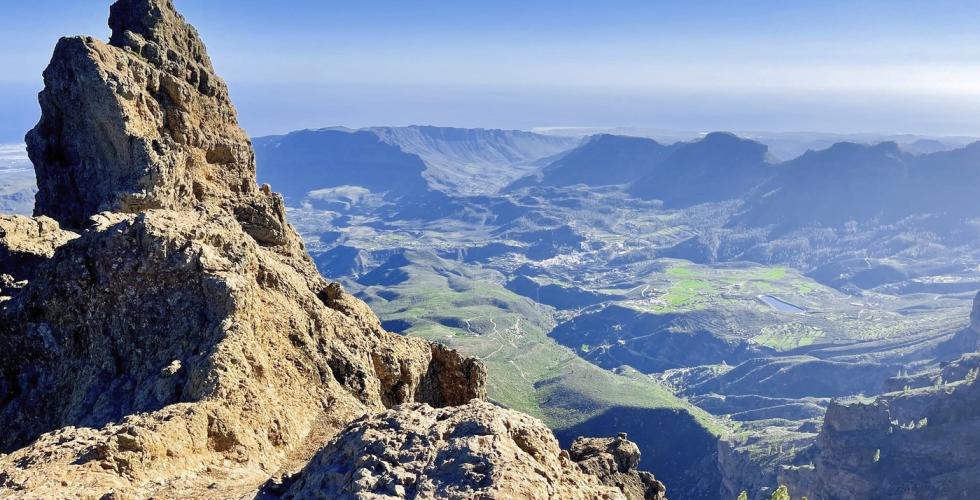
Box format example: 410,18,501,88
0,0,663,498
0,211,486,496
27,0,264,229
281,401,664,500
0,210,483,455
1,0,484,496
781,307,980,500
570,434,667,500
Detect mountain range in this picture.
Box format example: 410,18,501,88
255,125,980,239
254,126,578,203
240,122,980,499
5,118,980,497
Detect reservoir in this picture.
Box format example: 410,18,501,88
760,295,806,314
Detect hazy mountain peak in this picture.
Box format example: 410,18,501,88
796,141,909,168
254,128,430,202
627,132,772,207
701,131,749,144
366,125,580,195
505,133,675,190
670,132,771,166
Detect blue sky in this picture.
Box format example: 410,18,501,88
2,0,980,140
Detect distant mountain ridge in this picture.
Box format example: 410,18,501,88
535,127,977,160
368,125,580,194
254,129,431,203
735,140,980,230
508,131,774,207
252,126,980,236
254,126,579,202
503,130,980,230
628,132,774,207
506,134,678,190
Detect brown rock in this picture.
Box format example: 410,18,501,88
0,208,484,496
281,401,652,500
0,214,76,282
570,435,667,500
1,0,485,496
27,0,266,229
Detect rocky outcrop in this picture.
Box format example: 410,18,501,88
569,434,667,500
0,0,664,498
1,0,483,496
780,298,980,499
716,426,820,500
280,402,664,500
27,0,267,230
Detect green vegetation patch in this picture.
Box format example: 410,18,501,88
355,251,723,436
666,266,699,278
662,279,713,308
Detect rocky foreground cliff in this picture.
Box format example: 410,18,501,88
778,292,980,500
0,1,664,498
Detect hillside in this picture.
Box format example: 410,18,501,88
507,134,677,189
272,124,980,498
347,250,725,498
736,140,980,232
253,129,431,203
628,132,774,208
369,125,580,194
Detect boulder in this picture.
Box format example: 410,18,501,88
570,434,667,500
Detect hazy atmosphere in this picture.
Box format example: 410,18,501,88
3,1,980,499
3,0,980,140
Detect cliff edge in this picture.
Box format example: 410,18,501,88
779,292,980,500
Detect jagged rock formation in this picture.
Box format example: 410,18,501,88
27,0,270,231
281,402,664,500
780,293,980,500
0,1,665,498
569,434,667,500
